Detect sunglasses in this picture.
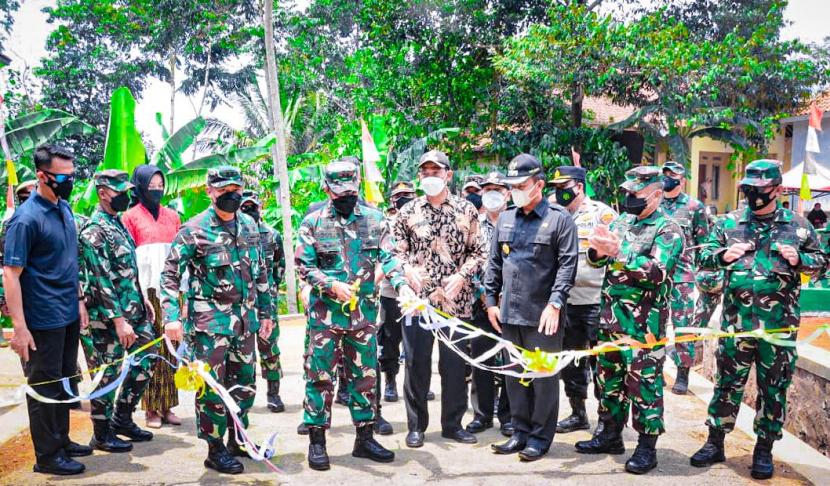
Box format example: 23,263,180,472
40,169,75,184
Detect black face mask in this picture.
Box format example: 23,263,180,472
663,176,681,192
742,185,775,211
110,192,131,212
554,187,578,206
621,192,648,216
332,195,358,216
43,172,74,200
241,204,260,222
394,196,413,210
215,191,242,213
147,189,164,206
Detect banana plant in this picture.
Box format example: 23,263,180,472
3,108,96,158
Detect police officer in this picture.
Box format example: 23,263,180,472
575,166,684,475
240,190,286,413
296,159,411,471
161,166,274,475
80,170,159,453
660,161,711,394
691,160,827,480
485,154,578,461
549,166,617,434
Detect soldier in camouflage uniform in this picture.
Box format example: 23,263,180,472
296,158,411,471
161,166,274,475
240,190,286,413
691,160,827,480
79,170,159,453
660,161,711,394
574,166,684,475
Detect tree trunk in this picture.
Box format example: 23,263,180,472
263,0,298,314
169,53,176,133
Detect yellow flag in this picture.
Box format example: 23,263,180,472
6,159,17,186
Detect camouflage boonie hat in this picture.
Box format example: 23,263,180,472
207,165,243,188
661,161,686,177
389,180,416,197
324,158,360,194
620,166,662,192
481,171,508,189
241,189,261,207
94,169,134,192
739,159,783,187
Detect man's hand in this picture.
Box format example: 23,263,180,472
723,242,753,263
79,300,90,330
486,305,502,333
330,281,354,303
404,265,425,293
443,273,466,301
259,319,274,339
145,299,155,324
589,225,620,258
10,326,36,362
778,244,800,266
300,285,312,308
165,320,184,343
114,317,137,349
538,304,560,336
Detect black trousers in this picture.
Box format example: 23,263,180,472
561,304,600,401
470,303,510,424
378,296,403,375
402,316,468,433
502,321,563,449
22,321,80,464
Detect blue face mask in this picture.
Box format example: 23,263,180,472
663,176,681,192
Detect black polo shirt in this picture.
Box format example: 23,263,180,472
4,191,79,330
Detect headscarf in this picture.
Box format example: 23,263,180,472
131,164,165,220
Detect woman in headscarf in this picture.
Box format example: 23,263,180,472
122,164,182,429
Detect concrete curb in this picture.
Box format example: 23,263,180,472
665,362,830,484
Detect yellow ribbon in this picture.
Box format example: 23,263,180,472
174,361,211,398
340,279,362,314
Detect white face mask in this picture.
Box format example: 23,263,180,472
482,190,506,211
420,176,446,197
511,182,538,208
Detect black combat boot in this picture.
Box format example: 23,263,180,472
575,420,625,455
353,424,395,463
111,403,153,442
297,422,310,435
308,427,330,471
690,427,726,467
89,420,133,453
672,366,690,395
624,434,658,474
374,414,394,435
383,372,398,402
556,397,590,433
227,420,260,458
751,437,775,480
266,380,285,413
204,438,243,474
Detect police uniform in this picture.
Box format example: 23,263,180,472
691,160,827,480
80,170,158,451
484,154,578,459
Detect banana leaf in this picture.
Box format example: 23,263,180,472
4,109,96,157
152,115,206,173
101,87,146,173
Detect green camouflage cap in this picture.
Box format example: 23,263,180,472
241,189,261,207
481,171,508,189
620,165,662,193
661,160,686,177
324,158,360,194
94,169,134,192
207,165,243,188
739,159,783,187
389,180,416,197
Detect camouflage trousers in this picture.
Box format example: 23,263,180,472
304,322,378,428
597,330,666,435
257,319,282,382
694,291,721,329
190,330,257,441
706,335,797,441
670,282,697,368
79,326,96,366
85,319,158,421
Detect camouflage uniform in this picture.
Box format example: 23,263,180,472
586,167,684,436
296,164,405,429
79,171,158,422
698,161,827,443
160,167,272,443
693,269,723,329
660,162,710,368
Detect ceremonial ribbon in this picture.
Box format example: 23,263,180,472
340,279,362,314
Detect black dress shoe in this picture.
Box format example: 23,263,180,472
442,428,478,444
465,417,494,434
33,455,85,476
518,444,548,462
500,421,515,437
405,431,425,448
491,436,526,455
65,441,93,457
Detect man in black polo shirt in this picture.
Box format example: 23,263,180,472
4,144,91,476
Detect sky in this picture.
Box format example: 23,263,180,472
3,0,830,149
